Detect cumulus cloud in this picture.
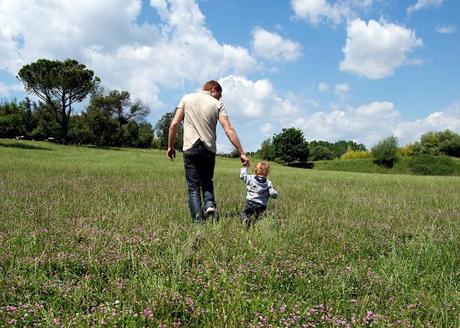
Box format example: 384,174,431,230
289,101,400,146
260,123,274,136
215,75,459,150
334,83,350,98
394,102,460,144
218,75,299,120
0,82,23,97
252,27,302,62
407,0,443,15
318,82,330,92
340,19,422,79
284,100,460,148
290,0,373,25
436,25,456,34
0,0,258,108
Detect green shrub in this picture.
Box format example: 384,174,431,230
408,154,455,176
371,136,399,167
419,129,460,157
310,145,334,161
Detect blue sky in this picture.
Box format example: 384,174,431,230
1,0,459,152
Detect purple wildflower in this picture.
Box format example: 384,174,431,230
143,307,154,320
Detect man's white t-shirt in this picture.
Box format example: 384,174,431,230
177,90,228,153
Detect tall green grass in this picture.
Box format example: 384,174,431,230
1,139,460,326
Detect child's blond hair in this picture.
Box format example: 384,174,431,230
254,161,270,177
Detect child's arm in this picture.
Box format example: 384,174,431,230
240,167,251,184
268,182,278,199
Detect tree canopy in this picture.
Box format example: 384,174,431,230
272,128,309,164
155,110,183,150
17,58,100,143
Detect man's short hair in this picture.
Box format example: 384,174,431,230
203,80,222,92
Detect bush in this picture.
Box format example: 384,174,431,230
399,144,416,157
341,150,372,160
419,129,460,157
371,136,399,167
310,145,333,161
259,138,276,161
408,154,455,176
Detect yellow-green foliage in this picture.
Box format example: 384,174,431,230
399,144,416,157
340,150,372,160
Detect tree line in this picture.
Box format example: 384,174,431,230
1,58,459,161
0,58,155,148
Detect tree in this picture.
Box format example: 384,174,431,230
136,122,154,148
418,129,460,157
155,110,183,150
309,145,334,161
0,100,27,138
123,120,140,147
17,58,100,143
68,114,92,145
258,138,276,161
90,89,150,146
308,139,366,159
29,101,61,140
272,127,309,164
371,136,399,167
84,103,119,146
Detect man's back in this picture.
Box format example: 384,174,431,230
178,90,227,153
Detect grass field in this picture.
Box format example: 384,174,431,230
1,139,460,327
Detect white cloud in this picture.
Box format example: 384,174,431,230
290,0,373,25
436,25,456,34
407,0,443,15
252,27,302,62
340,19,422,79
0,82,23,97
260,123,274,136
394,103,460,145
284,100,460,148
334,83,350,98
0,0,258,109
289,101,400,146
215,75,459,150
318,82,330,92
218,75,299,120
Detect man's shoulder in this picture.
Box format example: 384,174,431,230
183,91,216,103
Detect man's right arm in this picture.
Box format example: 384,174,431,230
218,115,249,166
167,107,185,161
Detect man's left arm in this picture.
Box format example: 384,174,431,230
218,115,249,166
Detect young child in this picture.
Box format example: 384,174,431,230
240,161,278,225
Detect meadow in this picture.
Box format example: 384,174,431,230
1,139,460,327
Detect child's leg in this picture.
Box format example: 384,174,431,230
253,205,267,222
241,203,255,221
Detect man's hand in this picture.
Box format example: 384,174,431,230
167,147,176,161
240,153,250,167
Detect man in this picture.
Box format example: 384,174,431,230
167,80,249,222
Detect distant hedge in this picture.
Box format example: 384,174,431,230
408,154,455,176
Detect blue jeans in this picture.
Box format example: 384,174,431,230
241,200,266,223
183,140,216,222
